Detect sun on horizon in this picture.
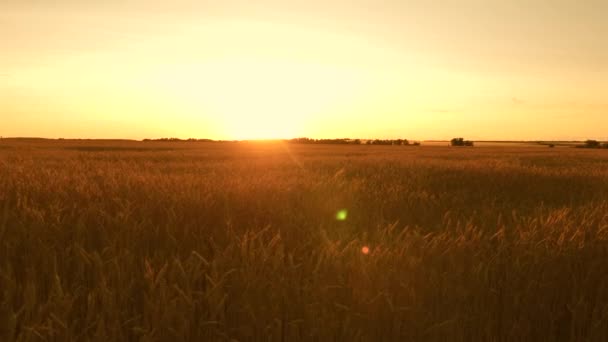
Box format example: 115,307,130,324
148,56,368,141
1,1,607,141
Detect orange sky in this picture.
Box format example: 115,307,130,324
1,1,607,140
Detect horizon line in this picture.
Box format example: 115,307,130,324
1,137,605,143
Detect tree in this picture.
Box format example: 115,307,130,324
584,140,600,148
451,138,474,147
451,138,464,146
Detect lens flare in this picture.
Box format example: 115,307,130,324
361,246,370,255
335,209,348,221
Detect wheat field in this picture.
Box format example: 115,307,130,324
1,139,608,341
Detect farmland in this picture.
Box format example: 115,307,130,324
1,139,608,341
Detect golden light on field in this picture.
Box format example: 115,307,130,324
3,139,608,339
1,2,607,140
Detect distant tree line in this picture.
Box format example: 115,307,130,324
142,138,234,142
142,137,428,146
365,139,419,146
450,138,474,147
577,140,608,149
287,138,360,145
286,138,421,146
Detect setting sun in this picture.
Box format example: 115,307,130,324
1,1,607,141
2,1,608,340
150,57,366,140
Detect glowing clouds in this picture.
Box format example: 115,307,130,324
335,209,348,221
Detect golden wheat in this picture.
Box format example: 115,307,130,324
1,140,607,341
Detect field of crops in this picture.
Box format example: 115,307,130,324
1,139,608,341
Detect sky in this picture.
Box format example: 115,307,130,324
1,0,607,140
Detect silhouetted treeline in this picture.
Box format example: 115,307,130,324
366,139,418,146
287,138,361,145
142,138,235,143
287,138,420,146
450,138,474,147
576,140,608,149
